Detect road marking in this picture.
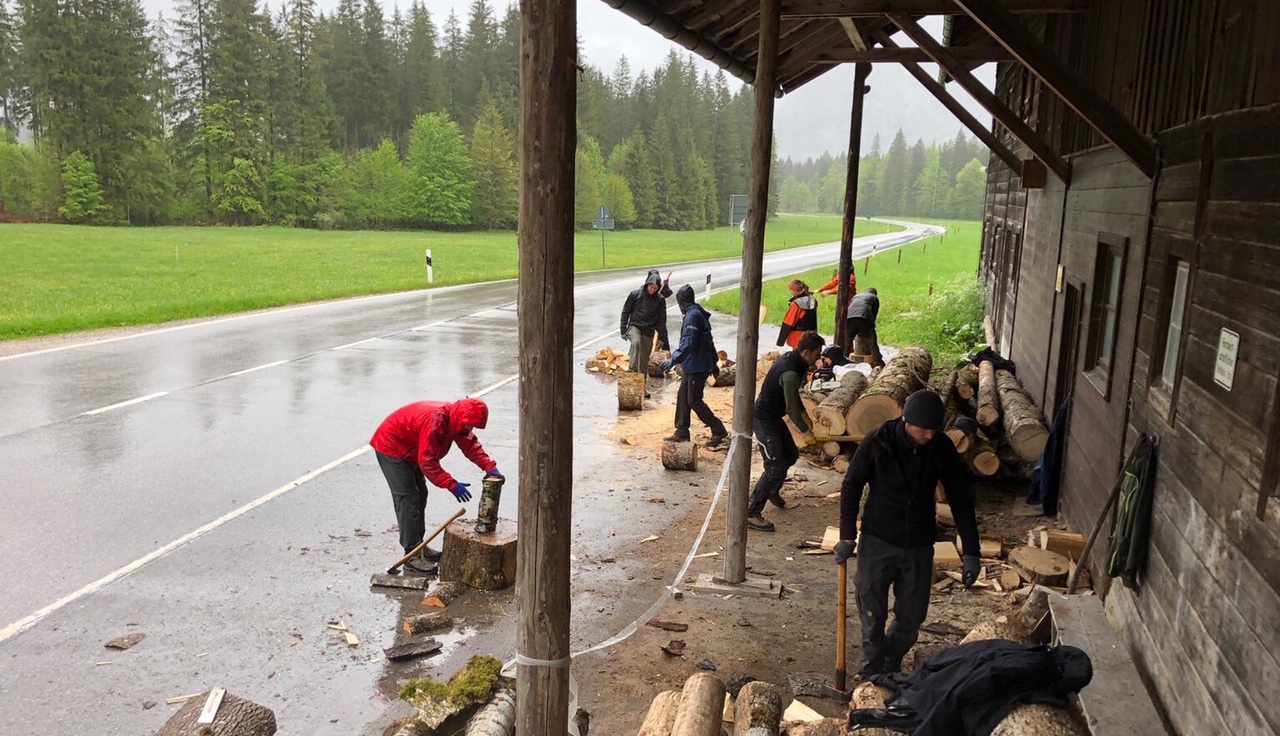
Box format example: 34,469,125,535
331,337,378,351
0,445,371,644
224,360,288,377
80,392,169,416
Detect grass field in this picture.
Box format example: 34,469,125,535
0,215,898,340
705,219,986,368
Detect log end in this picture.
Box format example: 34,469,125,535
972,450,1000,477
661,440,698,471
849,394,902,437
976,406,999,426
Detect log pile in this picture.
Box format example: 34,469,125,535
636,674,795,736
585,347,629,374
846,346,933,439
937,358,1051,482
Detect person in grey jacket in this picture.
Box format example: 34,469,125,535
620,269,671,396
659,286,728,447
846,286,883,366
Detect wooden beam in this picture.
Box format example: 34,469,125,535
517,0,575,729
779,23,851,68
951,0,1156,178
600,0,757,84
725,0,781,585
809,46,1014,63
782,0,1089,18
835,62,871,353
838,17,869,51
884,18,1071,182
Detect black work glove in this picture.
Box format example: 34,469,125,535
833,539,855,565
962,555,981,588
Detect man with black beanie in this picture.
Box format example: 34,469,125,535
833,389,982,678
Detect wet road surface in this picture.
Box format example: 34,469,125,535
0,221,937,734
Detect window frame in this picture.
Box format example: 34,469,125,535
1084,233,1129,400
1147,236,1197,424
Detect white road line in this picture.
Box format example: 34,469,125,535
224,359,288,377
0,445,371,644
79,391,169,416
331,337,378,351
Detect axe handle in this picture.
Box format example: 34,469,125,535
387,507,466,574
836,560,848,691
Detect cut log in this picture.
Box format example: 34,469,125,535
637,690,682,736
465,688,516,736
977,361,1000,426
439,519,517,591
422,580,467,608
154,691,276,736
814,379,866,437
732,680,782,735
846,346,933,438
1008,546,1072,587
403,612,456,635
820,441,841,460
849,681,893,709
944,427,971,454
781,718,848,736
832,455,850,475
662,440,698,471
670,672,725,736
990,703,1089,736
936,370,958,408
956,363,978,400
1040,530,1086,561
994,369,1050,461
649,350,672,377
618,371,645,410
710,364,737,387
963,430,1000,477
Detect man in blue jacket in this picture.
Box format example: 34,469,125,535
659,285,728,447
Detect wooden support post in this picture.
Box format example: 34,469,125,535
835,62,870,354
516,0,575,728
886,16,1072,184
952,0,1156,178
724,0,781,585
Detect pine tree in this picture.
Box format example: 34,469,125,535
575,136,607,227
325,0,365,149
173,0,216,205
457,0,497,130
878,130,909,215
914,146,950,217
58,151,108,223
359,0,394,145
402,2,443,121
0,0,19,132
469,100,516,229
406,111,473,225
441,10,462,122
277,0,331,162
949,158,985,219
618,132,656,229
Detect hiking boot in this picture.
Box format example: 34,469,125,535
644,390,652,399
768,490,788,509
403,556,438,576
665,429,691,442
747,514,775,532
705,432,728,449
419,545,442,561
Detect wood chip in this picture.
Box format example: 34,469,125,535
104,633,145,650
693,551,719,558
641,535,660,543
344,631,359,647
660,640,686,656
165,692,205,705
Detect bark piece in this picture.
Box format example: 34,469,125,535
637,690,682,736
662,440,698,471
464,689,516,736
422,580,467,608
105,633,145,650
995,369,1050,461
977,360,1000,426
439,518,517,591
618,371,645,410
846,346,933,438
404,612,456,636
154,691,276,736
1008,546,1072,587
732,680,782,735
671,672,725,736
384,638,443,661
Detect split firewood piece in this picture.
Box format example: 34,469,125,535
403,612,456,635
976,361,1000,426
422,580,467,609
956,536,1004,559
994,369,1050,462
1039,530,1085,561
638,691,682,736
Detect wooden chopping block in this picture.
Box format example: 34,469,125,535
618,371,645,410
154,690,276,736
439,519,517,591
662,440,698,471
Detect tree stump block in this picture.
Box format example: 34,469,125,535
1008,546,1071,587
662,440,698,471
154,691,276,736
618,371,645,410
440,519,517,591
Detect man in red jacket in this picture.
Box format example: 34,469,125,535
371,398,501,573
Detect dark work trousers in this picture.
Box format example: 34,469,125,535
675,371,727,434
846,317,884,366
854,532,935,676
750,416,798,515
376,451,429,553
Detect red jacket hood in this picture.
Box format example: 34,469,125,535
449,398,489,430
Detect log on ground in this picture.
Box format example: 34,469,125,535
995,369,1050,461
990,703,1089,736
404,612,456,635
618,371,645,410
814,372,867,437
154,691,276,736
637,690,682,736
963,430,1000,477
977,361,1000,426
782,719,848,736
956,363,978,400
422,580,467,608
464,688,516,736
671,672,725,736
710,364,737,387
732,680,782,735
439,519,517,591
662,440,698,471
846,347,933,438
936,370,958,407
1008,546,1071,587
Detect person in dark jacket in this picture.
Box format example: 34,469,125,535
777,279,819,349
846,286,882,366
620,269,671,396
659,286,729,447
371,398,500,574
833,390,981,676
750,330,825,531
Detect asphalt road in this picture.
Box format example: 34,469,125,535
0,220,937,734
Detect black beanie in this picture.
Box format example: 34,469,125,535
902,390,945,430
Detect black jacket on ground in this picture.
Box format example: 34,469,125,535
847,291,880,321
620,269,670,348
840,418,979,554
849,639,1093,736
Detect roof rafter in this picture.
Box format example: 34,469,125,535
782,0,1088,18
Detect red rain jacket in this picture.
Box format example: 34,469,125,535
370,399,497,489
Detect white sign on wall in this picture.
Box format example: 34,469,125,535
1213,328,1240,390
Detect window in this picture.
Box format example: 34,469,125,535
1159,261,1191,389
1085,234,1128,398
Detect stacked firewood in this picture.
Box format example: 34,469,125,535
936,360,1049,480
585,347,629,374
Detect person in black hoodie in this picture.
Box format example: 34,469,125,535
658,285,728,447
620,269,671,397
834,390,982,677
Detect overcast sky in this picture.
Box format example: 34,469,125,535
141,0,997,161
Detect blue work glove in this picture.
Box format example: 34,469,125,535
450,481,472,503
486,468,504,480
833,539,855,565
962,555,981,588
658,359,674,374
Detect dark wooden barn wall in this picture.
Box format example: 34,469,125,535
1111,104,1280,736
